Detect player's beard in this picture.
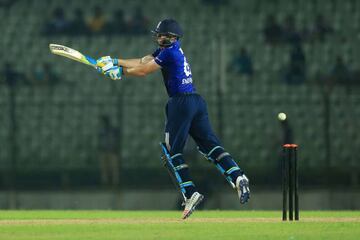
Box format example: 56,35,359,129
154,36,175,48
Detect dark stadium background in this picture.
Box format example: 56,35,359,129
0,0,359,210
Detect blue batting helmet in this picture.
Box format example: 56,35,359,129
151,19,183,38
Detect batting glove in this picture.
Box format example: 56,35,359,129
96,56,114,72
104,66,123,80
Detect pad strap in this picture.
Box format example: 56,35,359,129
197,145,236,188
160,143,193,200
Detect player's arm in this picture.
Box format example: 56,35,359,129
96,53,160,80
123,59,160,77
113,55,154,68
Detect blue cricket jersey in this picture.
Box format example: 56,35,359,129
152,41,195,97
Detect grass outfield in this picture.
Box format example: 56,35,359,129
0,211,359,240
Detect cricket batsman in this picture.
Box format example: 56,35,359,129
96,19,250,219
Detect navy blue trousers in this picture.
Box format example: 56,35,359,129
164,93,243,199
165,93,221,155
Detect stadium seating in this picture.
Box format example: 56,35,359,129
0,0,359,178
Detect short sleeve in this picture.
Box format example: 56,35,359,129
152,48,161,57
154,49,172,67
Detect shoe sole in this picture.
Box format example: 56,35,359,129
182,194,204,219
238,179,250,204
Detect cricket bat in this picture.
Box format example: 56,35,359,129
49,43,104,68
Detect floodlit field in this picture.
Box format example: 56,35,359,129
0,211,359,240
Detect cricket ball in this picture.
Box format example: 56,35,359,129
278,112,287,121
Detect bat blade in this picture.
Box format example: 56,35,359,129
49,43,100,68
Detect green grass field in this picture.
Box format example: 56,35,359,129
0,211,359,240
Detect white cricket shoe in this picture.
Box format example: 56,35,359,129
182,192,204,219
236,174,250,204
